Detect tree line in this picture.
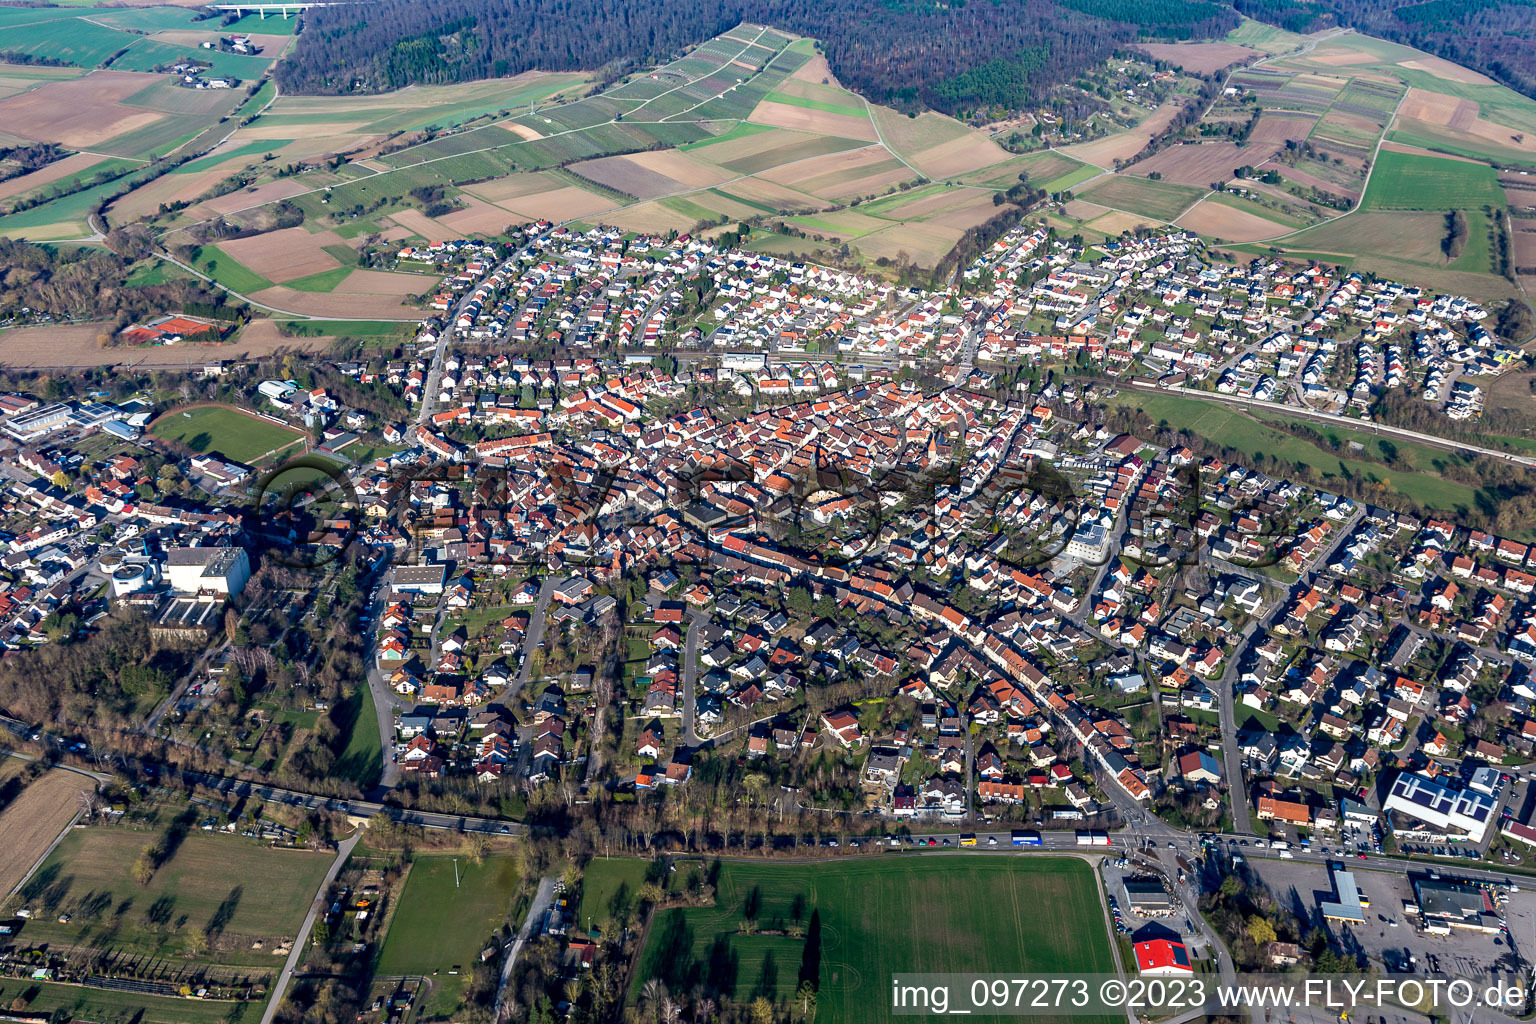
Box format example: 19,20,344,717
277,0,1236,116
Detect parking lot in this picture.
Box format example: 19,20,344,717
1246,855,1534,984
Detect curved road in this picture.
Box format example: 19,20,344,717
152,252,424,322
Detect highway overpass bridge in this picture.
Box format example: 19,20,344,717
205,2,353,18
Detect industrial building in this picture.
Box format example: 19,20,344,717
165,546,251,597
2,402,73,442
1123,879,1175,917
1413,876,1502,935
390,563,448,595
1382,770,1498,843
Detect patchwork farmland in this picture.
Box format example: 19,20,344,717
4,8,1532,292
107,23,1071,278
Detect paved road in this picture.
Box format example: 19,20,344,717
492,876,557,1023
513,578,557,694
415,327,452,425
1215,506,1362,834
1214,617,1262,835
260,829,361,1024
154,252,421,322
680,611,705,746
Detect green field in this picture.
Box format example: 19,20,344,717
579,857,654,932
682,121,777,150
1225,17,1309,55
764,90,866,118
1113,392,1481,513
0,16,132,67
0,979,241,1024
267,319,415,338
1077,174,1204,221
286,266,354,292
1388,125,1536,170
0,173,130,237
1361,150,1504,211
177,140,287,175
87,6,200,31
1208,191,1313,230
189,245,275,294
375,855,523,1017
151,404,302,465
633,856,1115,1023
1045,163,1104,193
221,11,302,34
13,827,334,965
334,685,383,788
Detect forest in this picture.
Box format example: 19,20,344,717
0,238,234,335
1236,0,1536,101
277,0,1237,115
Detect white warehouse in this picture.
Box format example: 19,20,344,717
165,546,251,598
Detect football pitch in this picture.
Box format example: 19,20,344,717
632,855,1116,1024
150,404,303,465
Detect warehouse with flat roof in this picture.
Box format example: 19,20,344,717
1413,876,1501,935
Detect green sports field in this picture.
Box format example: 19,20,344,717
151,404,303,465
375,855,523,1017
633,856,1116,1023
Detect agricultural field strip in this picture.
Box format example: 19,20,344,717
1065,29,1376,232
862,94,922,179
382,25,778,168
1263,80,1408,241
1176,47,1409,244
177,26,794,232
